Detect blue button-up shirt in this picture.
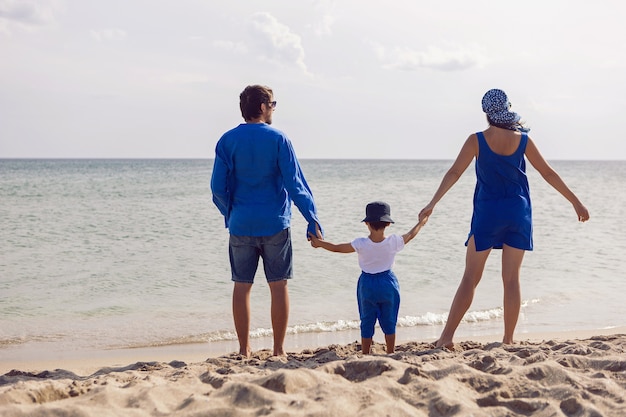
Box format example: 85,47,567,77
211,123,322,238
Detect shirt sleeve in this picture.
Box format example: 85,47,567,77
278,137,323,238
210,142,231,228
391,234,405,252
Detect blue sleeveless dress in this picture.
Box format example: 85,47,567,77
466,131,533,251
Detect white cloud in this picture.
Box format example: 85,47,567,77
312,14,334,36
248,11,308,73
212,39,247,54
376,43,487,72
0,0,58,34
527,94,577,114
310,0,336,36
90,28,126,42
159,71,209,85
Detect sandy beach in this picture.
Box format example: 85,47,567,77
1,328,625,416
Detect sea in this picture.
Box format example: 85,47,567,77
1,159,624,361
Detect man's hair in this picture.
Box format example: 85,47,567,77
239,85,273,121
368,221,390,231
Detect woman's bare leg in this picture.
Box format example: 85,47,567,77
436,236,491,348
501,244,525,344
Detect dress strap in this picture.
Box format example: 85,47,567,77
519,132,528,153
475,131,486,153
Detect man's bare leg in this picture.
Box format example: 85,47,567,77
232,282,253,357
269,279,289,356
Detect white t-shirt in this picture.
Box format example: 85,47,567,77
350,234,405,274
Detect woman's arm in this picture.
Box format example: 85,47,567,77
419,134,477,221
525,137,590,222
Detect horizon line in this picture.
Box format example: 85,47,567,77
2,157,624,162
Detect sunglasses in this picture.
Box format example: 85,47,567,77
267,101,277,109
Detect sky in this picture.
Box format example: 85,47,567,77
1,0,625,160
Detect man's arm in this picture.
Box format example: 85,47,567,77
210,148,231,224
278,138,324,238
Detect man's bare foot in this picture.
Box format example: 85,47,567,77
434,339,454,349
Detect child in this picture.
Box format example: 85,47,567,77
308,201,428,354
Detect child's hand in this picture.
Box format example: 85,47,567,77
308,231,321,248
419,204,433,223
420,215,429,226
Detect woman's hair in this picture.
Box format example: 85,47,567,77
239,85,273,121
486,115,530,133
368,221,390,231
482,89,530,132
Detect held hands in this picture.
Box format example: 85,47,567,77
308,223,323,248
418,203,434,223
307,223,323,241
308,231,323,248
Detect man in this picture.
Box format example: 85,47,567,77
211,85,323,357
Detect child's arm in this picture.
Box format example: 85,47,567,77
402,216,429,244
308,232,355,253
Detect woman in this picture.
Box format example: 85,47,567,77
419,88,589,348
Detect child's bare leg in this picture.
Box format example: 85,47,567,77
361,337,373,354
385,333,396,353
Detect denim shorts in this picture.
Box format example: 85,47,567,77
357,270,400,338
228,228,293,283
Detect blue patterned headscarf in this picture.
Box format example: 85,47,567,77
482,89,521,126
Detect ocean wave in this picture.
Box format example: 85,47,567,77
198,304,528,344
0,301,542,351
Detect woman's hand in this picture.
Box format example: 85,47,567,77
574,203,590,222
419,203,434,223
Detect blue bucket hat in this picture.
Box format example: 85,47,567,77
481,89,520,125
362,201,394,223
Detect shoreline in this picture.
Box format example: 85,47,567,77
2,326,624,376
